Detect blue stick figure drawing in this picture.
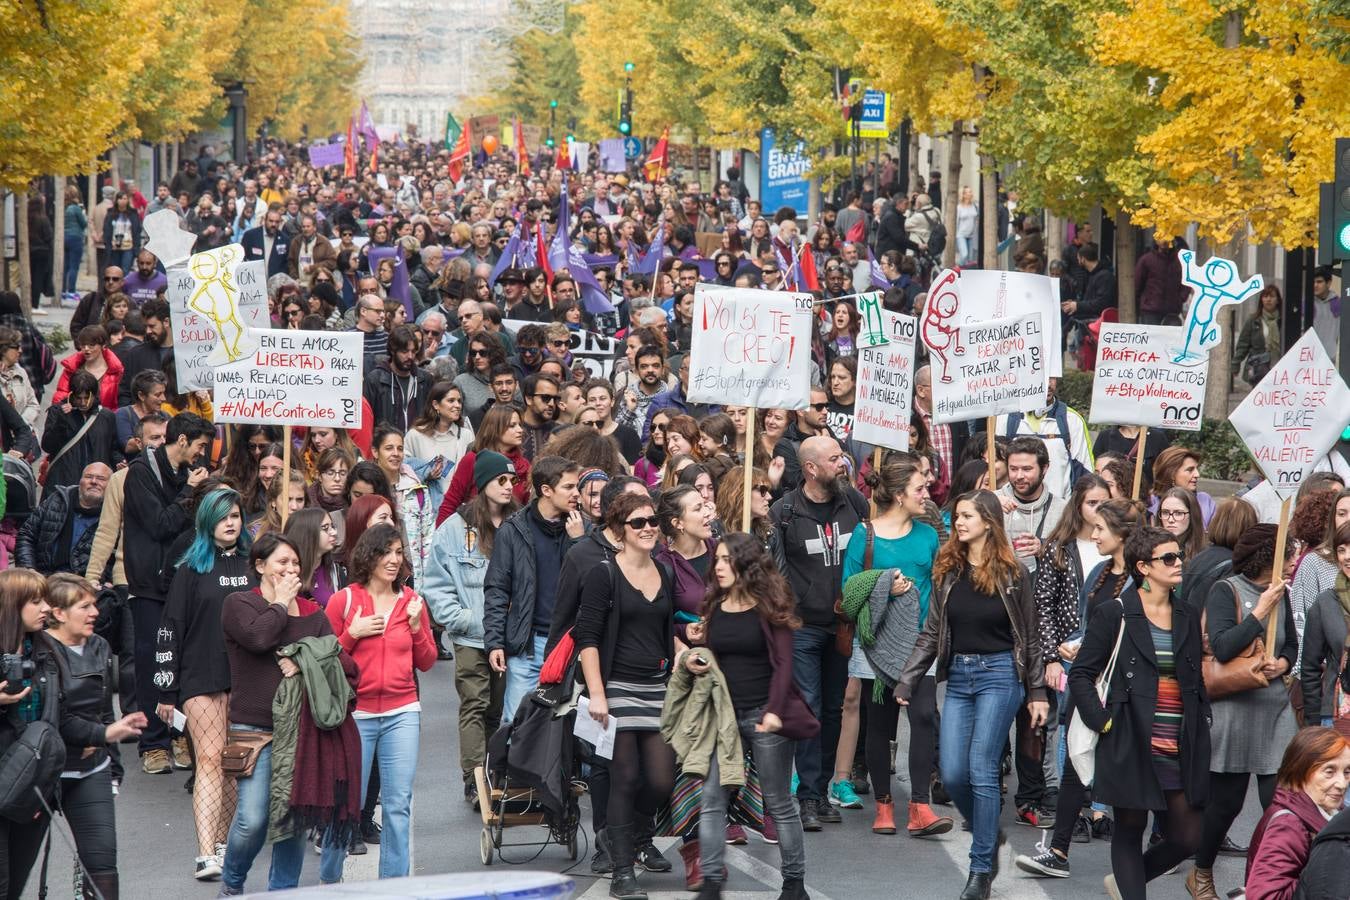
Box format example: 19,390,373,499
1172,250,1263,363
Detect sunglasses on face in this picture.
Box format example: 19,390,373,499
652,422,669,433
423,329,444,338
810,402,829,411
753,485,772,496
532,393,559,404
1150,551,1186,566
625,516,660,531
549,339,570,348
469,348,490,357
494,474,520,487
581,420,602,429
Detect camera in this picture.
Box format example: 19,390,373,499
0,653,34,693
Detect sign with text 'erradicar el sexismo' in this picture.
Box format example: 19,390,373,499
931,313,1048,425
686,285,814,410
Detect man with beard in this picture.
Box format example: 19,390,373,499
363,325,432,432
122,250,167,307
768,435,869,832
518,373,560,462
470,364,520,430
612,345,667,436
15,461,111,575
71,265,125,335
994,377,1092,500
240,204,292,278
639,353,719,440
117,299,175,406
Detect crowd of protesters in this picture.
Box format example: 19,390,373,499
1,136,1348,900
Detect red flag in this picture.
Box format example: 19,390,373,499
556,138,571,171
514,117,531,177
536,224,553,283
643,127,670,182
798,243,820,292
447,120,472,182
343,116,357,178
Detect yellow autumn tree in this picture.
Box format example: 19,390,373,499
0,0,161,190
1097,0,1350,248
127,0,243,143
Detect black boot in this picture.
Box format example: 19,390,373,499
777,876,809,899
606,824,648,900
86,870,119,900
958,872,991,900
590,827,613,875
696,879,724,899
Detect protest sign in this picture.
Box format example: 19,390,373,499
213,329,363,428
1172,250,1263,362
853,313,917,451
1229,329,1350,500
686,286,814,410
166,256,268,391
923,269,1063,378
1090,324,1208,431
501,320,623,380
931,313,1048,425
856,291,889,349
307,143,345,168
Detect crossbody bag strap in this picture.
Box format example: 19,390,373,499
47,413,98,472
864,522,875,570
1100,600,1128,687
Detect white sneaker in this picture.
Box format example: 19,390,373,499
195,855,222,881
31,308,48,316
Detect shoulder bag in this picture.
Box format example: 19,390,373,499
1066,600,1125,786
833,523,874,658
1200,581,1268,700
221,728,273,779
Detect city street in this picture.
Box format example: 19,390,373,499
24,657,1263,899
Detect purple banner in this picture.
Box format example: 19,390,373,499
308,143,345,168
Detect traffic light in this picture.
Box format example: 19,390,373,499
550,99,558,109
624,61,634,73
1334,138,1350,262
545,136,555,148
618,88,632,135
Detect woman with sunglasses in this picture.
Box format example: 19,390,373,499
578,491,680,900
454,331,507,421
435,405,531,524
281,296,306,329
895,490,1047,900
1068,527,1211,900
715,466,775,547
634,410,672,487
1187,524,1296,900
712,251,738,287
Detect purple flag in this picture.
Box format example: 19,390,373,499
357,101,380,150
548,169,572,275
307,143,345,168
633,214,665,276
863,245,891,290
367,245,411,317
694,258,718,281
562,244,616,314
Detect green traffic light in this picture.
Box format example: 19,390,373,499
624,61,634,73
546,137,555,147
619,122,630,135
550,99,558,108
1339,222,1350,251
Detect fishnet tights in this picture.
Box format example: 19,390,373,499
184,694,237,856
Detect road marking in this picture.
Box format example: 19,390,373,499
575,838,838,900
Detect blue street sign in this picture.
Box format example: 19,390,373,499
623,136,642,159
760,128,811,213
859,89,890,139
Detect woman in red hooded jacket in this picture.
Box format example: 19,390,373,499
1244,727,1350,900
52,324,123,409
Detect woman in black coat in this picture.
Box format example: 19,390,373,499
40,370,122,490
1068,526,1210,900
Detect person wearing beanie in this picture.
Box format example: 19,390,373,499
473,451,515,493
577,468,610,524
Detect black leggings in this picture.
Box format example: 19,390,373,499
1196,771,1275,868
1111,792,1204,900
866,676,938,803
62,769,118,875
607,730,676,830
1049,745,1090,854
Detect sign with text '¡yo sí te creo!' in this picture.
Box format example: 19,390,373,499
213,328,364,428
1228,328,1350,500
1090,324,1208,432
931,313,1048,425
853,312,917,452
686,285,815,410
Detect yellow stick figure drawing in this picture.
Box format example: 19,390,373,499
189,245,254,364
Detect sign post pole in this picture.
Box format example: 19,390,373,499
1131,427,1149,500
743,410,756,533
280,426,293,529
1269,497,1292,658
870,447,882,517
986,417,996,489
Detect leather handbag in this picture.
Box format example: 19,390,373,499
834,524,875,658
221,729,273,779
1200,582,1269,701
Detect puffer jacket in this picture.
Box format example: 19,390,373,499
423,509,490,649
14,485,101,577
660,650,744,787
1245,787,1330,900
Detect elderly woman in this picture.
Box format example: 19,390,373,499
1243,727,1350,900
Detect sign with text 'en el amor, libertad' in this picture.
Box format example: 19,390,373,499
1228,329,1350,500
686,285,815,410
213,329,363,429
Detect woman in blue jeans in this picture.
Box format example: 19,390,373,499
219,534,351,894
63,185,87,295
896,491,1048,900
686,532,817,900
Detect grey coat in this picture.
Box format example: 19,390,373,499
1299,589,1348,719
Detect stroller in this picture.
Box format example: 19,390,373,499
474,681,584,866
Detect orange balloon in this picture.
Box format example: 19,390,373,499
482,134,500,154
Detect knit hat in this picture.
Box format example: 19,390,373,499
578,467,609,492
473,451,515,492
1230,523,1279,577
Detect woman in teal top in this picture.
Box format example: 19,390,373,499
840,453,951,838
62,184,88,296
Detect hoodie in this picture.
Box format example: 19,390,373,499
362,360,431,432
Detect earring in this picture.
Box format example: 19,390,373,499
1140,577,1150,592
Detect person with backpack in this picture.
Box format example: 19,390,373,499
995,380,1094,502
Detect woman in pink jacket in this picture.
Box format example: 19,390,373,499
1244,727,1350,900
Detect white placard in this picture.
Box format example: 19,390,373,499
213,329,363,428
1228,329,1350,499
1090,324,1208,431
922,268,1063,379
853,312,917,451
931,313,1049,425
686,285,815,410
166,258,269,391
501,321,622,380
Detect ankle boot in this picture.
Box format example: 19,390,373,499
679,840,704,890
778,877,809,900
86,871,119,900
958,872,991,900
872,799,897,834
907,801,955,837
606,824,648,900
695,879,723,899
1185,866,1219,900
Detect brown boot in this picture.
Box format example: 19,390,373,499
907,801,955,837
679,839,703,890
872,799,897,834
1185,866,1219,900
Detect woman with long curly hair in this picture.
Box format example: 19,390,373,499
683,533,815,900
895,491,1047,900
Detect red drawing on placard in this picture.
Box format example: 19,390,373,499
922,268,963,383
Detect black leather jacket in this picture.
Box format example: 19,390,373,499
894,563,1047,703
48,634,118,775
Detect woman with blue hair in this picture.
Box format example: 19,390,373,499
155,487,255,882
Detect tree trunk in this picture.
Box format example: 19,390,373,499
1114,210,1136,324
87,157,99,277
1045,211,1063,271
16,189,31,318
132,142,142,188
943,122,963,269
981,157,998,270
53,176,65,301
110,145,121,191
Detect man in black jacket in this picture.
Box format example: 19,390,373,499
116,299,175,407
483,456,583,725
15,462,110,575
1060,241,1116,324
875,195,921,259
768,435,869,830
121,412,211,773
362,325,431,431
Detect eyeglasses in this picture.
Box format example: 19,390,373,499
469,348,490,357
753,485,772,496
103,276,122,282
520,346,541,355
625,516,660,531
423,329,444,338
810,402,829,411
361,304,383,313
531,393,559,404
1159,509,1190,520
322,467,348,479
1149,551,1186,566
581,420,603,429
320,522,337,533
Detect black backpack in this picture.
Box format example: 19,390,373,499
0,719,65,823
924,208,947,257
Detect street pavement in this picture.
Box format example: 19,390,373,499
23,656,1264,900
